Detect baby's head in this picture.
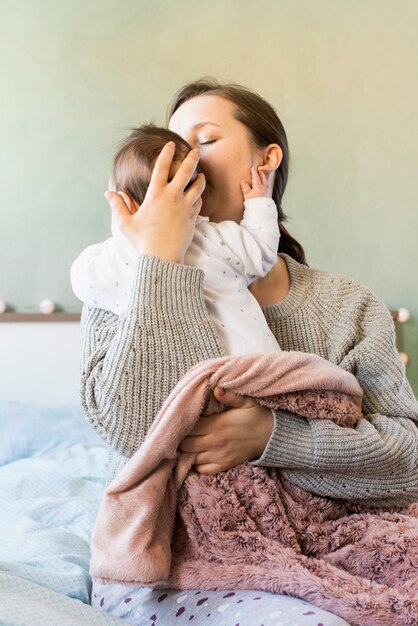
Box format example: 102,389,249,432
110,124,199,205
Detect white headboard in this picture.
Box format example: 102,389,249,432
0,314,81,405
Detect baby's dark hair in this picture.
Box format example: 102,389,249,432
111,124,195,205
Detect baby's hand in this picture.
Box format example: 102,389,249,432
240,168,269,200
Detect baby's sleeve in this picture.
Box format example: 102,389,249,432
212,197,280,280
70,236,138,314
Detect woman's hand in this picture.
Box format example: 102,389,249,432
179,386,274,474
105,142,206,264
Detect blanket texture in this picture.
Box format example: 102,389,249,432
90,352,418,626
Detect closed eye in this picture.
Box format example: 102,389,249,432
199,140,216,145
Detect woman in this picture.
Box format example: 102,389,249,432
81,79,418,626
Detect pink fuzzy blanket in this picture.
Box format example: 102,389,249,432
90,352,418,626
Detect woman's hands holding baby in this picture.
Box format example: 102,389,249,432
179,387,274,474
105,145,274,471
105,142,205,264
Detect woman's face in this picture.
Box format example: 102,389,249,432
169,95,265,223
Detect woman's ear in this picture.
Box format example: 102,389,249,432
258,144,283,173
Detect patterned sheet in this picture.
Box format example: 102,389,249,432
0,572,125,626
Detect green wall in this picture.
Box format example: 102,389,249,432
1,0,417,394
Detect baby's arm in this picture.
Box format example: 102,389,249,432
211,168,280,280
70,236,138,314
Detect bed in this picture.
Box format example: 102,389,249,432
2,311,407,625
0,315,126,625
0,398,127,625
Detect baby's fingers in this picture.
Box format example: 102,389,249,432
251,167,261,188
250,167,268,190
257,169,268,187
240,179,252,195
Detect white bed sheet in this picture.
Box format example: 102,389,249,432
0,402,124,626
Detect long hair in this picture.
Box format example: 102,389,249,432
167,78,307,265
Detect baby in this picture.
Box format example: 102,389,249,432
71,125,281,356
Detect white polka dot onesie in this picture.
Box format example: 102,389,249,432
71,197,281,356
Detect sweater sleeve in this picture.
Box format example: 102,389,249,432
79,255,223,458
253,296,418,507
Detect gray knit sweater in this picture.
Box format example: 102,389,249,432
80,253,418,507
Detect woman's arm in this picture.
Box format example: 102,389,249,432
80,143,223,456
254,297,418,506
80,255,223,456
183,292,418,507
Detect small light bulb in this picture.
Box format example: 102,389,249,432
399,352,409,365
397,308,410,323
39,299,55,314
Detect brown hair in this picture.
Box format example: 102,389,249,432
167,78,307,265
112,125,195,205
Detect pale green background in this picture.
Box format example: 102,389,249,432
1,0,417,393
